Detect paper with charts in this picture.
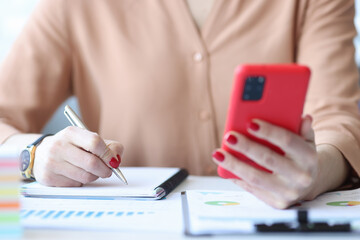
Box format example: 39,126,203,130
20,193,182,232
182,189,360,235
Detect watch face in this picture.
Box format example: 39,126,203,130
20,150,31,171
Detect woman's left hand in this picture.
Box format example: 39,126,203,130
212,115,320,209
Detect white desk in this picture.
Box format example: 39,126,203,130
21,176,359,240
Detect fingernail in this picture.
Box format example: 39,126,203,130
109,157,119,168
226,134,237,145
116,154,122,164
247,122,260,131
212,151,225,162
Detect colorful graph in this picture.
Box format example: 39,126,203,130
205,201,240,206
0,154,21,238
326,201,360,207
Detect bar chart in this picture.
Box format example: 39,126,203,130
21,209,156,220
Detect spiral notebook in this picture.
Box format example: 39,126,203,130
21,167,188,200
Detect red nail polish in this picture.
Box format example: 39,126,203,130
109,157,119,168
226,134,237,145
247,122,260,131
116,154,122,164
212,151,225,162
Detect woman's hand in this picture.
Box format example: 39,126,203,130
33,126,124,187
212,115,349,209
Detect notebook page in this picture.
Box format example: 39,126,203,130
22,167,179,198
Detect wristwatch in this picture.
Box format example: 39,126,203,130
20,134,53,180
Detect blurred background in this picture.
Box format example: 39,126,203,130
0,0,78,134
1,0,360,134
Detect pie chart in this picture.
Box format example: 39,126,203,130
326,201,360,207
205,201,240,206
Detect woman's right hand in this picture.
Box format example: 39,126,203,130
33,126,124,187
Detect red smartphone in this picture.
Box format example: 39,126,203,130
218,64,311,179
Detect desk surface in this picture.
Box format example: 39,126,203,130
21,176,359,240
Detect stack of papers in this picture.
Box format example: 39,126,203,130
182,189,360,235
21,193,183,232
20,167,188,232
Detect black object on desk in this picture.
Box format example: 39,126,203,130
154,168,189,199
256,210,351,232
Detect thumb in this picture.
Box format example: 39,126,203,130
300,114,314,142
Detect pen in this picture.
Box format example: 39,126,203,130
64,105,128,185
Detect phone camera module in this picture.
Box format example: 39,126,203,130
242,76,265,101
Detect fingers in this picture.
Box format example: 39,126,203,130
212,149,291,195
213,116,318,209
103,140,124,169
232,179,291,209
61,126,123,168
246,119,316,166
34,127,125,187
47,175,83,187
223,131,302,179
213,150,308,209
35,168,83,187
61,142,112,178
53,161,99,184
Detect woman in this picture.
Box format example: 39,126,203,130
0,0,359,209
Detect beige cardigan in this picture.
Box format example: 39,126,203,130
0,0,359,176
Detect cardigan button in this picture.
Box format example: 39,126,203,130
193,52,203,62
199,110,211,121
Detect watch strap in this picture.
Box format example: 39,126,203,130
21,134,53,180
27,134,53,148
